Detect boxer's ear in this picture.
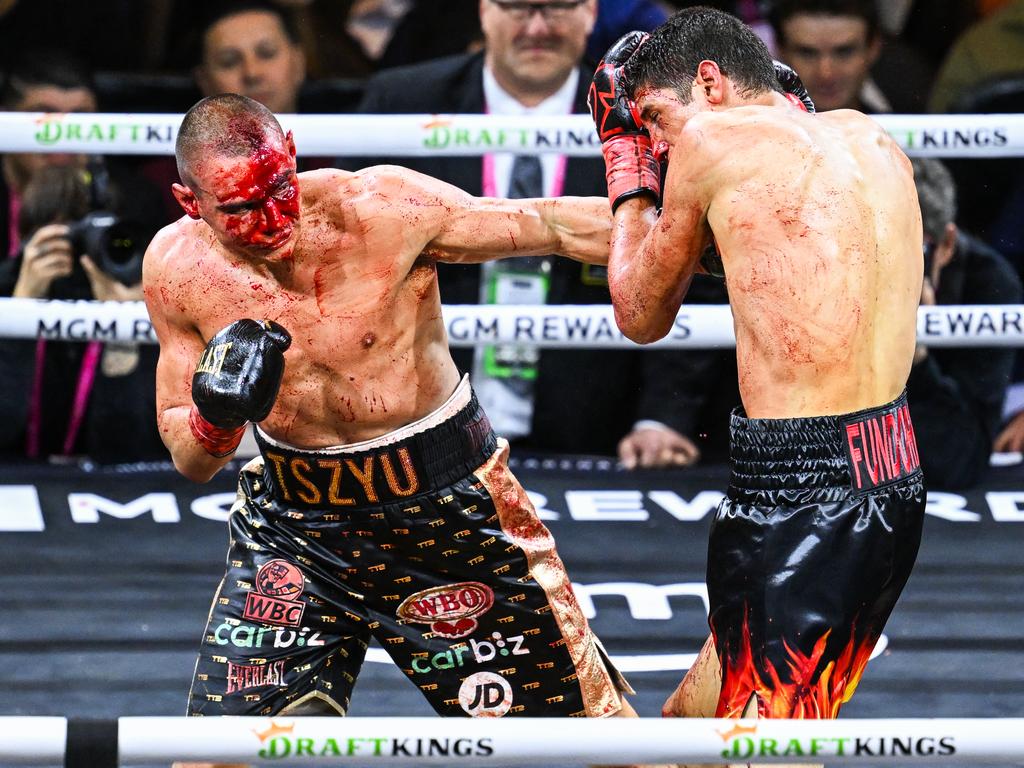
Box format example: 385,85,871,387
695,60,726,106
172,183,201,219
285,130,296,158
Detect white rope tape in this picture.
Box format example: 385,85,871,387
2,297,1023,348
3,716,1023,764
0,111,1020,157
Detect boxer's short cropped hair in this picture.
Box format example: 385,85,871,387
623,6,779,105
175,93,283,186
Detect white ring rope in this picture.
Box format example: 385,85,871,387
0,111,1020,157
2,297,1022,348
3,715,1023,765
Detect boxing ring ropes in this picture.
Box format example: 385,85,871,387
1,110,1023,765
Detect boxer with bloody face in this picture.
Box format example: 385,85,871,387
172,122,300,256
146,95,647,768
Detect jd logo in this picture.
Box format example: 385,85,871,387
459,672,512,717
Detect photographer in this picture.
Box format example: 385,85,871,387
0,51,168,463
0,163,167,463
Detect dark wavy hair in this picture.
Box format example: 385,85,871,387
623,6,780,104
769,0,880,47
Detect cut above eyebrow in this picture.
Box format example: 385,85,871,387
213,172,293,206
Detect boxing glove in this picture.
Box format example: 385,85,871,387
189,319,292,457
774,60,815,113
588,31,661,212
699,240,725,278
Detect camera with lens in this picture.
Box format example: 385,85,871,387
66,210,145,286
18,162,147,295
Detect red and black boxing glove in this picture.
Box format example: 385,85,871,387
189,318,292,457
774,60,815,113
588,31,661,213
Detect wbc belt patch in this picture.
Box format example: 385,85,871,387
841,397,922,493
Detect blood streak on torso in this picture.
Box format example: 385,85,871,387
166,157,462,449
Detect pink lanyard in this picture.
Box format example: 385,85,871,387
26,340,102,458
7,191,21,258
480,101,569,198
481,153,567,199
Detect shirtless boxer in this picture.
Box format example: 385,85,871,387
588,5,926,758
144,94,641,765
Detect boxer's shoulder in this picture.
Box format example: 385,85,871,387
331,164,457,229
145,217,205,272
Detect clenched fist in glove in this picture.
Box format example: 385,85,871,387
588,31,661,213
189,319,292,457
774,60,815,113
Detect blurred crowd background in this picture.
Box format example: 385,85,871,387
2,0,1024,493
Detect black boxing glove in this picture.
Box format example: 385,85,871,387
698,239,725,278
588,31,661,212
774,60,815,113
189,319,292,457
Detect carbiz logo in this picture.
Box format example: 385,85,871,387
717,723,956,760
33,116,174,146
421,118,600,152
210,621,324,649
410,631,530,674
252,720,495,759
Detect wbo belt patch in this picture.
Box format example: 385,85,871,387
396,582,495,639
841,398,921,493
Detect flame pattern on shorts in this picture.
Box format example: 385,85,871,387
715,610,878,719
710,392,927,721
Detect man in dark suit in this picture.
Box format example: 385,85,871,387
347,0,715,464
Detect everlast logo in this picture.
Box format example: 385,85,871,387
396,582,494,639
262,446,420,507
195,342,232,376
226,660,286,694
842,400,921,492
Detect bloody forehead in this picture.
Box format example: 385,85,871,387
197,134,292,202
228,114,267,153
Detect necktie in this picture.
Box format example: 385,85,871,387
508,155,543,199
474,154,551,440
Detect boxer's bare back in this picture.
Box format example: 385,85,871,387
615,98,922,418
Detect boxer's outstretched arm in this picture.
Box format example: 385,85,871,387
143,234,234,483
367,167,612,265
433,193,612,265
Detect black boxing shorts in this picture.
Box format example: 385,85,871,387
187,376,629,719
708,391,925,719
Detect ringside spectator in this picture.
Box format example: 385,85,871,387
770,0,933,113
908,157,1021,489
